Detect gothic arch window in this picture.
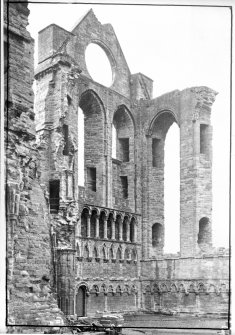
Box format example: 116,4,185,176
130,218,135,242
79,90,105,195
112,105,134,162
77,107,85,186
81,208,89,237
115,215,120,240
198,217,210,245
99,211,105,239
107,213,113,240
152,223,163,247
149,111,180,253
90,210,97,238
123,217,128,241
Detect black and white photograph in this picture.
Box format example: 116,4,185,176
1,0,233,333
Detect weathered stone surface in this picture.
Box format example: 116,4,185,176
6,3,229,331
5,0,66,328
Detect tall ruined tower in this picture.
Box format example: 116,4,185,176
5,0,65,328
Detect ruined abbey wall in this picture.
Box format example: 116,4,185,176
5,2,229,327
5,0,65,327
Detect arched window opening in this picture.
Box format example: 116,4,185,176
76,286,86,316
81,208,89,237
120,176,128,199
115,216,120,240
123,218,128,241
87,167,96,192
79,90,105,195
198,217,210,245
85,43,113,87
164,122,180,253
112,124,117,159
152,223,163,247
152,138,161,168
49,180,60,214
90,210,97,238
107,214,112,239
78,107,85,186
130,218,135,242
99,212,105,239
200,124,209,155
113,106,134,163
62,124,69,156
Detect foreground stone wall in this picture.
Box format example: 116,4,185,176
141,253,229,315
5,0,65,327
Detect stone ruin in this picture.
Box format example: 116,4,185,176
4,0,229,331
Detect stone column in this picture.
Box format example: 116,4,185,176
104,216,108,239
95,215,99,238
133,222,137,243
61,172,66,200
119,218,123,241
87,214,91,238
75,221,80,237
111,216,115,240
126,218,130,242
179,87,216,256
67,171,73,199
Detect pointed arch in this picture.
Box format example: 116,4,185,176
130,217,136,242
79,89,106,198
112,105,135,162
79,89,106,121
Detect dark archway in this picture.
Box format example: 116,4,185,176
149,110,180,254
198,217,210,245
81,208,89,237
112,105,135,162
152,223,163,247
79,90,105,198
76,286,86,316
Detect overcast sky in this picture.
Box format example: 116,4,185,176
27,2,231,250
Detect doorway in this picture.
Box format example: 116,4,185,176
76,286,86,316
